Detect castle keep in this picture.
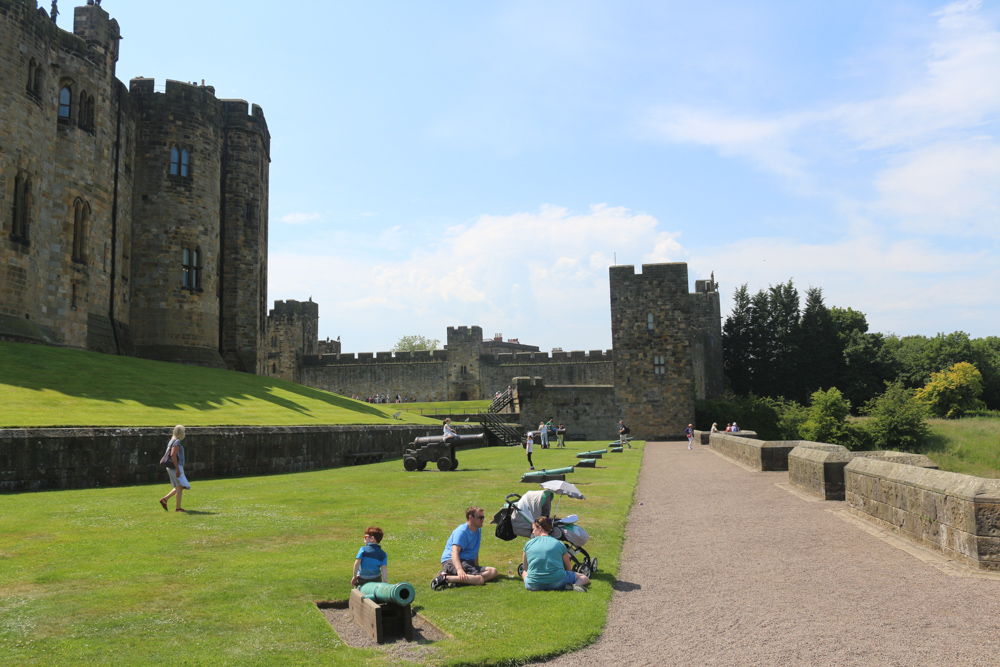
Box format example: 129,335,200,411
0,1,270,371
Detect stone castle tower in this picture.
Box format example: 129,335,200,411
266,299,319,383
610,263,723,440
0,2,269,372
446,325,483,401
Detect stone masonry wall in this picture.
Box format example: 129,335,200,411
709,432,798,471
515,377,617,442
266,298,318,383
789,444,937,501
0,423,457,493
845,457,1000,571
0,2,132,350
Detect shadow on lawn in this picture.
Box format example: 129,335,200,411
0,342,394,419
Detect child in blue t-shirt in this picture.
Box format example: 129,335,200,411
351,526,388,587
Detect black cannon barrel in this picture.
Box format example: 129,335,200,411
411,432,486,447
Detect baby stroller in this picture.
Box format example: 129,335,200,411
492,489,598,578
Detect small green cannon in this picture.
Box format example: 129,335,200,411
577,449,606,459
575,458,597,468
521,466,574,483
609,446,624,453
359,581,416,606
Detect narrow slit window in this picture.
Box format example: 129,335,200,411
72,199,90,262
653,355,665,375
647,313,654,331
183,247,201,290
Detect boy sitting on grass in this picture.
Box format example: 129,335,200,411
351,526,388,587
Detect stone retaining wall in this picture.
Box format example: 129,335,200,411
789,445,937,501
0,424,471,493
845,458,1000,571
708,432,793,471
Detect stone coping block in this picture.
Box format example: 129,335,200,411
693,429,757,444
708,433,797,471
845,458,1000,571
789,445,937,501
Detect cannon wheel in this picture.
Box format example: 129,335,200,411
517,562,524,578
404,457,418,471
450,458,459,471
417,460,427,471
437,457,452,472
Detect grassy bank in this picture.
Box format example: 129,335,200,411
0,441,644,666
923,416,1000,479
0,342,438,428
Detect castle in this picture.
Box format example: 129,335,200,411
0,1,269,372
266,263,724,440
1,2,724,439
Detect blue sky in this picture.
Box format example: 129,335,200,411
68,0,999,352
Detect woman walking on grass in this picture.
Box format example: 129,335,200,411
159,425,191,512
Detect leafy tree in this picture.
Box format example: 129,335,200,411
799,387,856,447
794,287,841,403
838,329,895,409
391,335,440,353
860,381,929,451
970,337,1000,411
722,284,753,395
913,362,985,418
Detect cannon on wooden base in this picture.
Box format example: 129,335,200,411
575,458,597,468
609,446,624,453
403,432,485,472
577,449,606,459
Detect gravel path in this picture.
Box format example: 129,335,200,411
541,441,1000,666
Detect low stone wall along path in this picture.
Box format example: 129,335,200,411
540,441,1000,666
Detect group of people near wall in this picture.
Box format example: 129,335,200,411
709,422,740,433
352,393,404,404
157,426,590,593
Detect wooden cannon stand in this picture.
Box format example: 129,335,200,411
349,588,413,643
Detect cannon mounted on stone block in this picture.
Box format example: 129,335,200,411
403,432,485,472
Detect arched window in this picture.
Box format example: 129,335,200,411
59,86,72,119
170,147,191,177
72,199,90,262
182,246,201,290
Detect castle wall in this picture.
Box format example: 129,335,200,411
128,77,225,367
0,2,132,351
300,351,450,401
266,298,318,383
218,100,270,374
514,377,616,442
480,351,614,391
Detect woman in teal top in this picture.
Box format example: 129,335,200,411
521,518,590,591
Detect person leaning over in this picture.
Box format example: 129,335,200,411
522,517,589,592
431,506,498,589
351,526,388,587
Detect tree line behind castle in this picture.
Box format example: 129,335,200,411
707,279,998,451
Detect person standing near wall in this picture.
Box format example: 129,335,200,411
556,423,566,448
618,420,631,448
539,422,549,449
159,425,190,512
685,424,694,450
525,431,535,470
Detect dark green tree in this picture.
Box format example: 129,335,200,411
794,287,841,403
722,284,753,395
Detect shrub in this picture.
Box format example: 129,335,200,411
860,381,930,451
799,387,858,448
913,362,985,418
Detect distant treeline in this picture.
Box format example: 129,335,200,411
722,281,1000,411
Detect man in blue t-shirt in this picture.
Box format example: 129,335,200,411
431,506,498,589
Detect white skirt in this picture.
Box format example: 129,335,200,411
166,467,191,490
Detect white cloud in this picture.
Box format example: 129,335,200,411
269,204,685,351
279,212,322,224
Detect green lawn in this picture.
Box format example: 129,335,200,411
923,416,1000,478
0,342,438,428
0,442,644,666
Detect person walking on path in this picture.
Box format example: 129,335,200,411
685,424,694,450
431,507,498,589
159,425,190,512
618,420,632,448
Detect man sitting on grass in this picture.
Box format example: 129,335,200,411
431,506,498,589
